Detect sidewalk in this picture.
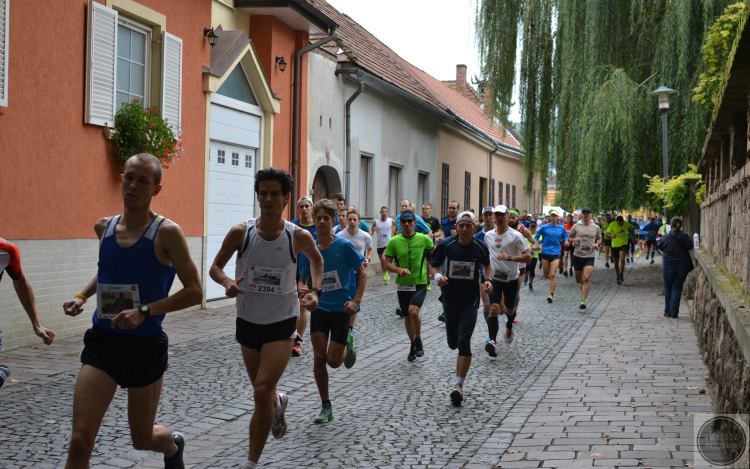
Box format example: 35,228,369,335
481,255,714,469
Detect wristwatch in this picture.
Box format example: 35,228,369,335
138,304,151,319
508,255,514,262
310,287,323,296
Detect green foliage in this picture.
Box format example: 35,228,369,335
693,3,747,109
113,100,183,169
643,164,703,216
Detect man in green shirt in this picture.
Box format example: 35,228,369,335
626,214,639,264
383,208,435,361
604,215,633,285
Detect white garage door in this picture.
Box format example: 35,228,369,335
207,102,261,300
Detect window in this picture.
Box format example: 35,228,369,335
498,181,504,205
0,0,9,108
464,172,471,212
490,179,495,206
360,153,373,217
479,178,486,209
441,164,450,218
232,152,239,166
216,64,258,106
418,173,429,210
116,21,151,110
512,185,516,208
389,165,402,215
217,149,225,165
506,184,510,208
245,153,253,169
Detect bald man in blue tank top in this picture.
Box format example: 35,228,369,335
62,154,203,469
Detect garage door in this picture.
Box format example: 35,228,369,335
207,102,261,300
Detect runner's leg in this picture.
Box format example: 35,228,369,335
549,259,559,294
581,265,594,300
127,377,178,456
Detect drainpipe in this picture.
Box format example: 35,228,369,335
488,139,498,204
292,26,338,217
344,72,365,204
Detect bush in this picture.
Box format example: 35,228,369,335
112,100,183,169
643,164,704,216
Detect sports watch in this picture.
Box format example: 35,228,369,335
310,287,323,296
138,304,151,319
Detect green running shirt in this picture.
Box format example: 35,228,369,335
384,233,435,285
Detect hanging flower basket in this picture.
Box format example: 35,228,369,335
112,100,183,169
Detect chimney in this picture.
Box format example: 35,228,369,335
456,64,467,95
483,83,492,118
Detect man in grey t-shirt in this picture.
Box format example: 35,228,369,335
566,207,601,310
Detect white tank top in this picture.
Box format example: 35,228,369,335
235,218,300,324
374,218,394,248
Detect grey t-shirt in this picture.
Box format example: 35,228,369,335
568,223,601,258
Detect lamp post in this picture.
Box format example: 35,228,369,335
651,85,676,232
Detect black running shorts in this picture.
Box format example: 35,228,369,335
646,240,656,248
397,284,428,315
310,310,350,345
236,316,297,353
603,238,612,247
489,279,520,309
377,247,387,256
541,253,560,263
572,255,595,271
611,245,627,257
81,326,168,389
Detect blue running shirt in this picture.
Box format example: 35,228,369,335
299,236,364,313
534,223,568,256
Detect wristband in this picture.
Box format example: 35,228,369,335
434,273,444,282
74,294,87,304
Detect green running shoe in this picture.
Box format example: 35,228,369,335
313,404,334,423
344,333,357,369
580,300,587,310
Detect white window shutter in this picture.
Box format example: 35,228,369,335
0,0,9,107
161,32,182,133
85,0,118,126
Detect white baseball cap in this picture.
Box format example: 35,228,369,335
456,211,476,224
493,205,509,214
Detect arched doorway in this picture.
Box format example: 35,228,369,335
312,165,342,202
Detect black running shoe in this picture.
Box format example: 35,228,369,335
407,344,417,362
164,432,185,469
414,337,424,357
438,312,445,322
450,384,464,405
563,270,569,277
547,295,553,303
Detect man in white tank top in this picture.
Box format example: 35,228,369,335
209,168,323,469
370,206,396,285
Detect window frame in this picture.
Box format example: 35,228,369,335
115,17,152,110
490,178,495,206
464,171,471,213
498,181,503,205
441,163,450,218
512,185,516,209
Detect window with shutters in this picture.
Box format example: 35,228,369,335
464,172,471,212
506,184,510,208
498,181,503,205
116,19,151,110
441,163,449,218
0,0,9,108
490,179,495,206
512,185,516,208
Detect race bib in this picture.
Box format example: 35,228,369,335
579,241,594,254
247,266,286,295
397,284,416,292
321,270,343,292
96,284,140,320
493,270,510,282
449,260,475,280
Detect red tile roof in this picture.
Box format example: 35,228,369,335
305,0,521,151
441,80,483,107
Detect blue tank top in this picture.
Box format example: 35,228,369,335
92,214,175,336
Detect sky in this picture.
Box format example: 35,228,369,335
325,0,521,123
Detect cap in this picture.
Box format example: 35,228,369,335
456,211,476,224
400,212,415,221
581,207,592,213
482,206,494,214
297,196,313,206
529,221,538,227
493,205,509,214
549,210,559,216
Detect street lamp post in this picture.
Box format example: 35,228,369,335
651,85,677,232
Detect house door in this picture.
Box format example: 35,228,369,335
312,168,329,201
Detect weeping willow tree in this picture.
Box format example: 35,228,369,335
476,0,746,212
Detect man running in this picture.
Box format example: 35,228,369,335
567,207,602,309
534,210,568,303
422,203,442,241
383,208,435,361
290,197,317,357
333,197,347,228
371,206,396,285
602,213,613,267
347,205,371,232
474,207,495,325
209,167,323,469
441,201,460,238
298,199,366,423
333,208,348,234
523,222,540,291
626,214,639,263
605,215,633,285
643,216,659,264
0,238,56,388
562,214,576,277
484,205,533,352
62,153,203,469
508,208,540,323
394,199,432,235
430,211,492,405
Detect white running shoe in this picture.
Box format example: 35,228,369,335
272,393,288,439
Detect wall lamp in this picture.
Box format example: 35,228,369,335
276,55,287,73
204,27,218,48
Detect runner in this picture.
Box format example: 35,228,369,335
562,214,576,277
508,208,540,322
604,215,633,285
290,197,317,357
429,211,492,404
474,207,495,324
637,216,647,253
602,213,613,268
333,197,347,228
394,199,432,235
208,167,323,469
62,153,203,469
441,201,460,238
383,208,435,361
371,206,396,285
422,203,443,241
534,210,568,303
643,216,659,264
0,238,56,388
627,214,639,263
298,199,366,423
523,222,540,291
566,207,602,309
483,205,533,353
333,208,348,234
347,205,371,232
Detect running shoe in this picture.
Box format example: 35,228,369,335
523,277,528,286
291,340,302,357
427,284,432,291
528,283,534,291
164,432,185,469
626,257,630,264
630,256,634,263
513,316,519,323
344,333,357,369
0,365,9,389
312,404,334,423
407,344,417,362
650,259,654,265
485,339,497,357
414,337,424,357
563,270,569,277
617,278,622,285
605,262,610,268
438,312,445,322
569,267,573,276
272,393,288,439
547,295,553,303
505,329,514,344
396,308,403,317
538,264,542,270
580,300,586,310
450,384,464,405
383,272,390,285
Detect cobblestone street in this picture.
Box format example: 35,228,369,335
0,254,713,469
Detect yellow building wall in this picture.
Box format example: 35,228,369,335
212,0,250,35
438,128,490,215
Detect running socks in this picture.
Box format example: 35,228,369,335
506,313,516,330
488,316,499,342
455,376,465,386
241,461,258,469
483,309,489,325
322,400,331,408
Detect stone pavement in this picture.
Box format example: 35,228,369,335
0,253,715,468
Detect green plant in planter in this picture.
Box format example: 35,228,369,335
112,99,183,169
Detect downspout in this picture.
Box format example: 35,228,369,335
292,26,338,217
345,72,365,204
489,140,498,204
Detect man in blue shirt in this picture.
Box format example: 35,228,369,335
534,210,568,303
299,199,366,425
643,217,660,264
430,211,492,405
441,201,460,237
394,199,432,235
290,197,317,357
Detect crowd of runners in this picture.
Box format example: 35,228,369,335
0,157,672,469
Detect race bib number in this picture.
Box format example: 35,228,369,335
96,284,140,320
321,270,343,293
579,241,594,254
247,266,286,295
449,261,475,280
493,270,510,282
397,284,416,292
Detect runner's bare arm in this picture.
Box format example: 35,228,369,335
63,217,110,316
295,228,323,289
430,264,448,287
481,263,493,294
209,222,247,297
12,267,55,345
344,266,367,315
514,247,533,264
523,226,541,250
382,256,409,276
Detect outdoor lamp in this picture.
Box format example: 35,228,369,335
651,85,676,111
276,56,288,73
204,27,218,48
651,85,677,230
